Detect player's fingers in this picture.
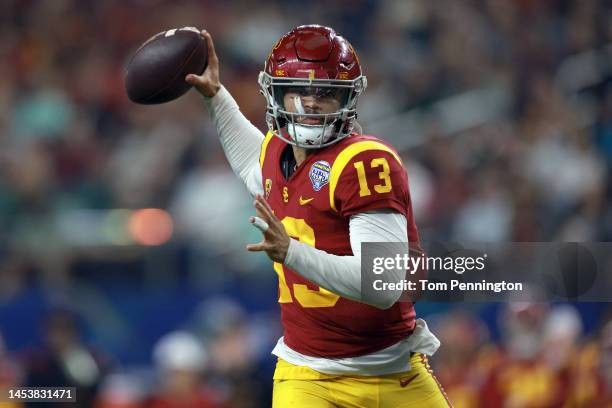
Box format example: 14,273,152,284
254,202,274,226
255,194,276,221
258,194,277,218
254,200,271,220
246,242,268,252
253,198,273,224
201,30,219,65
249,216,269,233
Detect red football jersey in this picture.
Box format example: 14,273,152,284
260,131,420,358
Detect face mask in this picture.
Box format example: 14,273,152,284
286,95,338,146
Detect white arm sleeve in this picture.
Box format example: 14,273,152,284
283,210,408,309
204,86,264,196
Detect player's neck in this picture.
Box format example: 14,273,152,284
292,146,315,166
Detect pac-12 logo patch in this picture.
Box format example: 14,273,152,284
309,160,331,191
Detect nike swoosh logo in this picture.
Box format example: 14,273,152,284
399,373,419,388
299,196,314,206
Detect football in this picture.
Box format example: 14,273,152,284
125,27,208,104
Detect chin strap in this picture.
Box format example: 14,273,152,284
286,95,342,147
288,123,337,147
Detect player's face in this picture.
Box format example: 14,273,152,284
283,87,344,125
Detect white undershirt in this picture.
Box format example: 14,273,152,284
204,86,439,374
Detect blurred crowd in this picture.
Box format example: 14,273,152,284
431,303,612,408
1,302,611,407
430,302,612,408
1,0,612,407
0,301,277,408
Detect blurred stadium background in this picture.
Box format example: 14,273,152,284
0,0,611,407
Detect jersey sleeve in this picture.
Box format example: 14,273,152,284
330,143,410,217
205,86,266,196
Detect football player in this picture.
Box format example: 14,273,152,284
186,25,451,407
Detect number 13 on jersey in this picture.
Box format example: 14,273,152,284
353,157,392,197
273,217,340,308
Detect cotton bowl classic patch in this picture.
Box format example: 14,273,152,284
309,160,331,191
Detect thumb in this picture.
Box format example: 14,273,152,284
185,74,203,85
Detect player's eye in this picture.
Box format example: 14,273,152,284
285,87,341,99
284,87,310,96
314,88,337,98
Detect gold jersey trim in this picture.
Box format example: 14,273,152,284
260,130,275,169
329,141,403,212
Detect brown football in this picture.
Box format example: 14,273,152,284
125,27,208,104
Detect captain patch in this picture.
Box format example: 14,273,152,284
309,160,331,191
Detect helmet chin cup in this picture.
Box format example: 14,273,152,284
287,123,336,147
